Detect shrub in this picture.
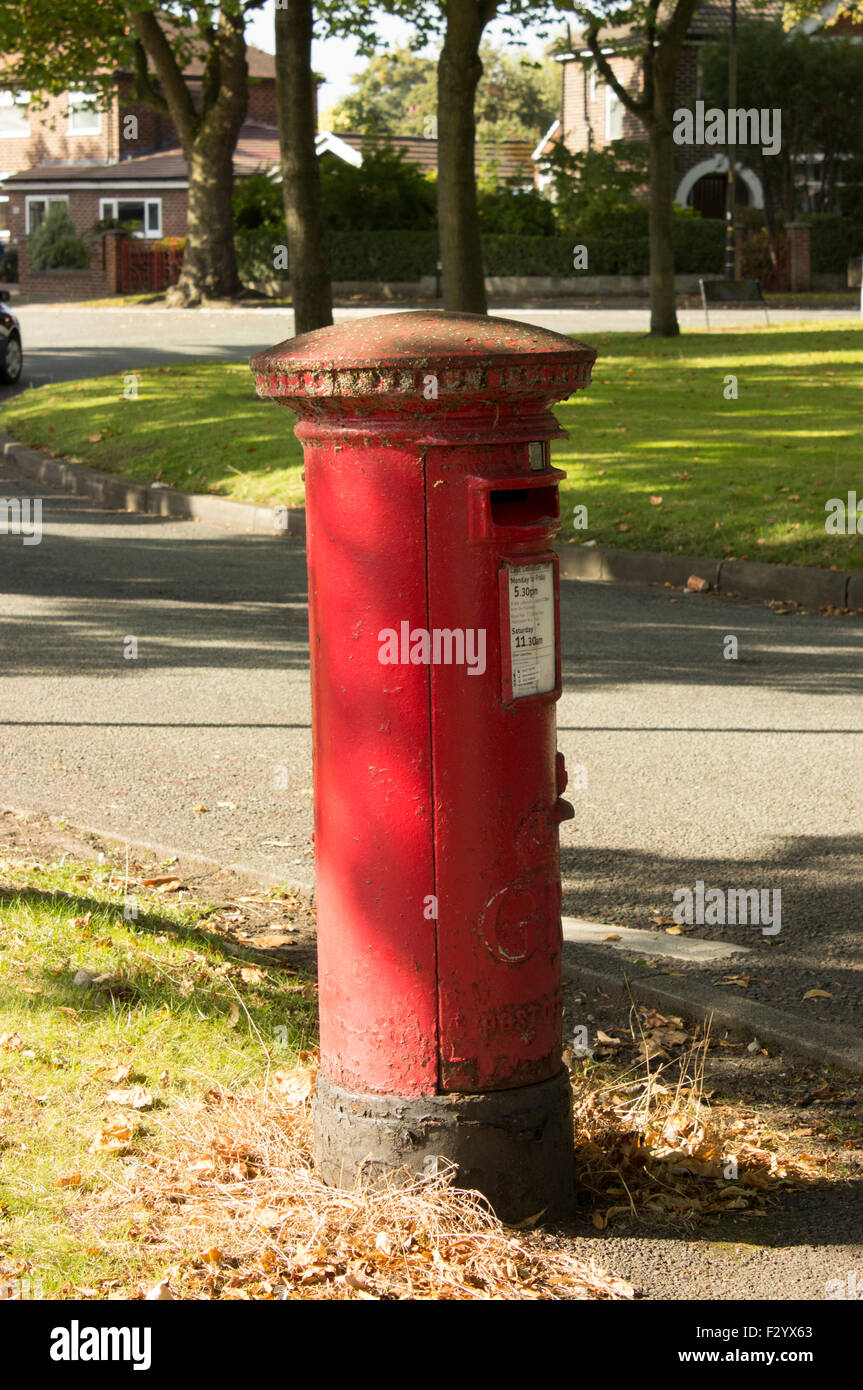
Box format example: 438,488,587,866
233,170,283,233
478,183,557,236
236,228,440,284
236,215,724,285
29,204,90,270
808,214,863,274
320,143,437,231
0,246,18,282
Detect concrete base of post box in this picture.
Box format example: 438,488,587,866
313,1070,575,1224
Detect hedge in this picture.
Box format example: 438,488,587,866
808,215,863,275
237,228,439,284
236,215,725,285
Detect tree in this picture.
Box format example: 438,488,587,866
327,48,437,135
435,1,557,312
0,1,263,304
127,3,250,304
325,1,557,315
556,0,699,337
436,0,498,311
328,42,558,145
275,0,332,334
542,141,649,229
702,20,863,226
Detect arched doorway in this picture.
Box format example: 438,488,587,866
676,156,764,213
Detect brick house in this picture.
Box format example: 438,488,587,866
537,0,862,218
0,44,278,251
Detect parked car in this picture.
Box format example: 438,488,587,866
0,303,22,384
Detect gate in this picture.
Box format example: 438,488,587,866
740,228,790,292
118,239,184,293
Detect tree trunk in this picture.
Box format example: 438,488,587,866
437,0,496,314
171,136,241,304
647,56,680,337
126,5,248,306
275,0,332,335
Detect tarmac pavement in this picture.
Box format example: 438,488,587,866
0,455,861,1058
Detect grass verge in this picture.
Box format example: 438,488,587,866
2,321,861,567
0,845,853,1299
0,853,316,1297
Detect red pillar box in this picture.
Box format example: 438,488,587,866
251,312,596,1220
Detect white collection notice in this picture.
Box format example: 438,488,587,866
507,561,556,698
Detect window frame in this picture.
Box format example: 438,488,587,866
98,196,162,239
605,85,624,142
25,194,70,234
0,88,31,138
67,90,102,136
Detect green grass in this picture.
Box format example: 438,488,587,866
2,360,307,508
0,857,316,1298
557,321,863,568
2,320,861,567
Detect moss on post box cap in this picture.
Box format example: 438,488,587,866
250,310,596,420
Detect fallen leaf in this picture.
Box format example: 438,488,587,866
649,495,663,505
105,1085,153,1110
802,989,832,1000
240,966,265,985
272,1068,316,1106
227,1003,240,1029
252,1207,284,1229
601,932,621,941
665,925,685,935
90,1119,134,1154
0,1032,23,1051
104,1064,131,1084
54,1171,82,1188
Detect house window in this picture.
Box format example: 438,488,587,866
68,91,102,135
25,195,69,233
0,90,31,138
606,86,624,142
99,198,162,238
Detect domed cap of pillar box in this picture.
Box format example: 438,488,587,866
250,309,596,421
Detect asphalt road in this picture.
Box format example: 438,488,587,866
0,302,858,395
0,457,860,1038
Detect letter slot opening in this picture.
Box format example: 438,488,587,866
489,485,559,529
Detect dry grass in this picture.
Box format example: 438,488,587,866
91,1071,634,1302
46,1010,832,1301
572,1006,830,1230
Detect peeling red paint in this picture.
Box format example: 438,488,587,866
252,311,595,1098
